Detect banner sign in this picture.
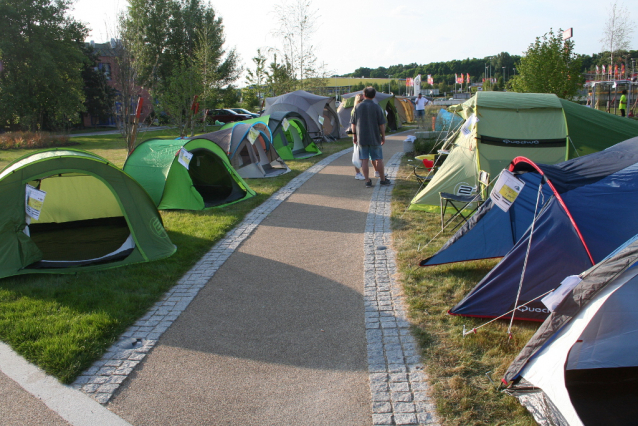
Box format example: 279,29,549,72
490,169,525,212
461,114,479,137
25,184,46,220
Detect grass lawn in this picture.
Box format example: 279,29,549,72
0,128,351,383
391,154,539,425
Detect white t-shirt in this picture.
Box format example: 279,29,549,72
415,97,429,110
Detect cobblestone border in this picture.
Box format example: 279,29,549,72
365,152,440,426
72,149,351,404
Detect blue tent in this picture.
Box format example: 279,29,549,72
421,136,638,321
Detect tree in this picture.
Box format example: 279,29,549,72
600,1,635,65
509,28,583,99
156,62,202,137
80,44,117,127
245,49,268,101
271,0,321,88
0,0,88,131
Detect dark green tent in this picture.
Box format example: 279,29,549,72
0,149,176,279
123,138,255,210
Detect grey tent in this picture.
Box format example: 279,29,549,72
503,235,638,425
196,121,290,179
336,91,402,134
263,90,345,141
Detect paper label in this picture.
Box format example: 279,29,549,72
178,148,193,169
282,118,290,131
25,184,46,220
318,115,325,125
541,275,582,311
248,127,259,145
490,170,525,212
461,114,478,137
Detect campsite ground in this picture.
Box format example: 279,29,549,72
0,125,537,424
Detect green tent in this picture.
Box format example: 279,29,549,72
410,91,638,211
123,138,256,210
222,111,321,160
337,91,402,134
0,149,176,279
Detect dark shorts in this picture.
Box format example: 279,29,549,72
360,145,383,161
416,109,425,117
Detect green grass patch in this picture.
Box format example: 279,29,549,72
0,128,351,383
391,156,538,425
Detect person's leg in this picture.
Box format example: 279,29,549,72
360,145,371,183
621,109,626,117
369,146,388,184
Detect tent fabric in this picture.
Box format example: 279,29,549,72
394,96,414,124
336,91,402,134
263,90,345,140
197,122,290,179
0,149,176,279
503,235,638,425
422,137,638,321
410,91,638,211
222,111,321,160
434,108,464,132
123,138,255,210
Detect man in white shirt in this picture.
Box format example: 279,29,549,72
414,93,430,129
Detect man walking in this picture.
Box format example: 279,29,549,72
414,93,430,129
351,87,390,187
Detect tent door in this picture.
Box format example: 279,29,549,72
189,149,246,208
25,174,133,268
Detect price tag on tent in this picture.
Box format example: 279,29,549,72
318,115,325,125
248,127,259,145
25,184,46,220
461,113,478,137
490,169,525,212
282,118,290,131
177,148,193,170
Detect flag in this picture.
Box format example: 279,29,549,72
455,73,458,84
596,65,599,74
602,65,606,75
467,73,470,83
615,64,618,78
622,63,625,77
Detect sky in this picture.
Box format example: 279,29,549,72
70,0,638,79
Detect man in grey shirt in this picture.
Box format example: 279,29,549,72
350,87,390,187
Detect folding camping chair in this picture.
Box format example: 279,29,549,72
439,171,490,231
412,154,436,185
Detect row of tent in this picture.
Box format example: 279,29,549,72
0,88,417,280
0,107,325,280
409,91,638,424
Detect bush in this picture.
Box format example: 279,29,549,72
0,132,73,150
414,137,437,155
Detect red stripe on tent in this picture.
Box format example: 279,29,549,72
508,156,595,266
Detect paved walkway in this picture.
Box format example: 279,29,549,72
0,131,439,425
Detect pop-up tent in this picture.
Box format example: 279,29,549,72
123,138,255,210
222,111,321,160
394,96,414,124
337,91,402,133
263,90,345,141
410,91,638,211
0,149,176,279
503,235,638,425
198,122,290,179
421,137,638,321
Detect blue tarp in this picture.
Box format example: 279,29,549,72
421,136,638,321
